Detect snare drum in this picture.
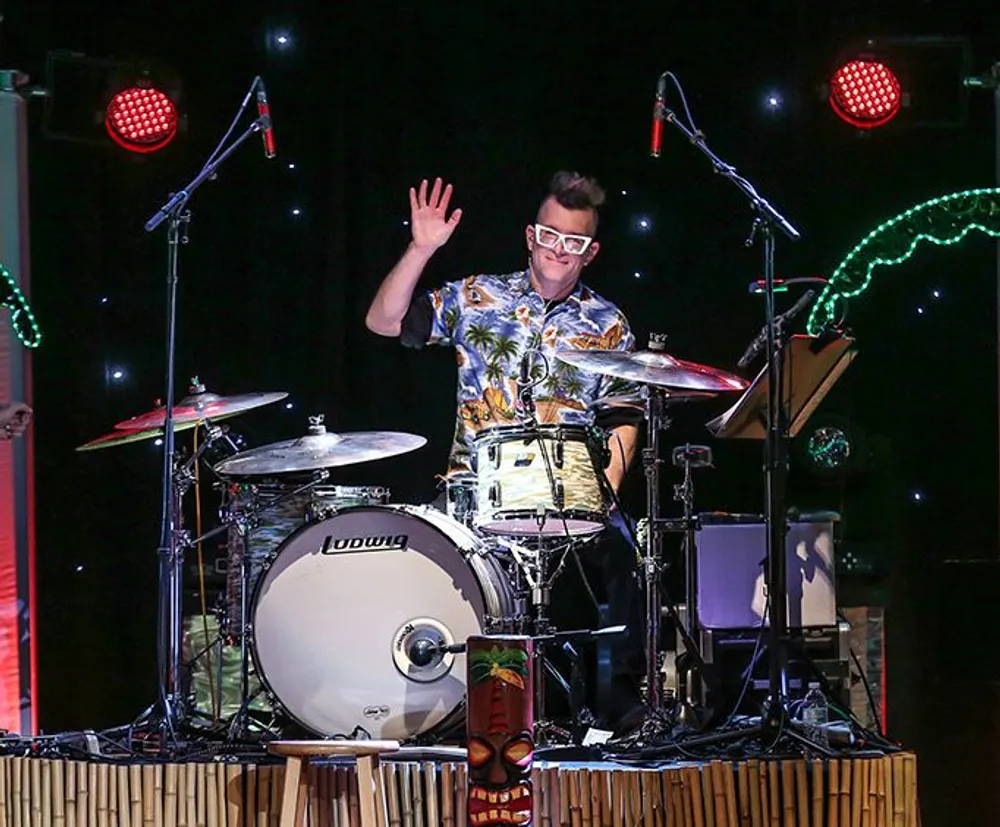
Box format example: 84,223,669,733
473,423,608,536
250,504,516,740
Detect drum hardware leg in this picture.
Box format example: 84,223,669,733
668,444,715,726
522,536,560,744
641,387,669,712
225,683,279,742
530,626,624,750
214,630,225,721
225,525,263,743
638,389,714,724
522,538,596,746
564,641,596,745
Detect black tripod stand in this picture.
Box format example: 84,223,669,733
130,77,274,749
651,71,832,754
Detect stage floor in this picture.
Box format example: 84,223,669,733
0,748,919,827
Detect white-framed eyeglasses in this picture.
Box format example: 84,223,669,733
534,224,594,255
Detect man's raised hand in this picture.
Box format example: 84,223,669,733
409,177,463,251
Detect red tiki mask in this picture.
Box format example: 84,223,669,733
466,635,534,826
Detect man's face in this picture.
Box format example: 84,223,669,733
525,197,600,292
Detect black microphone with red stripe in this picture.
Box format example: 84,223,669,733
256,78,276,159
650,73,667,158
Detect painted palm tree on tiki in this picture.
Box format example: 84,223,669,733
469,645,530,734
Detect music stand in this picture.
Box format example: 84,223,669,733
678,333,855,752
707,334,856,441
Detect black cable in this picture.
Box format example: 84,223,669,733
662,71,701,134
201,77,260,173
836,610,886,738
720,593,770,729
847,643,884,736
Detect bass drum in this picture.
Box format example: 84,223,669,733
250,504,516,741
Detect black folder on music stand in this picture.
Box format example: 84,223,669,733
706,334,857,439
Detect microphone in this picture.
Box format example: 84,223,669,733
255,78,276,159
736,290,816,369
782,288,818,324
650,73,667,158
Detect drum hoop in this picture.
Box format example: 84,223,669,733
476,508,607,535
226,482,391,498
472,422,592,445
246,503,509,739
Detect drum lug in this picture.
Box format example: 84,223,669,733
488,443,500,469
489,482,502,508
554,479,565,510
265,692,283,714
309,505,336,522
554,439,564,469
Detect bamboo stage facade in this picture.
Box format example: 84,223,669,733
0,752,920,827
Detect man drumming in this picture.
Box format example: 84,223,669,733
365,171,647,734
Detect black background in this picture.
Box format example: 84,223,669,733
2,2,998,824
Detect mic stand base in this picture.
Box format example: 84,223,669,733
658,697,838,758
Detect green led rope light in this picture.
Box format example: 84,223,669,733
806,188,1000,335
0,264,42,348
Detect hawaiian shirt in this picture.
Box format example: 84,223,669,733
411,268,639,476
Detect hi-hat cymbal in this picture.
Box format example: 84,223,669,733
556,349,749,393
115,389,288,431
77,422,199,452
213,419,427,476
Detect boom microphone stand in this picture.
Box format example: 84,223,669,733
651,72,829,752
137,79,272,748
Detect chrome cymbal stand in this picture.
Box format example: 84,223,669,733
639,338,713,712
640,376,672,710
147,423,234,742
671,443,713,712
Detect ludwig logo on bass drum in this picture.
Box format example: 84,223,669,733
320,534,409,554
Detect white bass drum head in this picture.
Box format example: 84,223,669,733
251,505,504,740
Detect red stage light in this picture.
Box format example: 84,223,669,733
829,59,902,129
104,86,179,153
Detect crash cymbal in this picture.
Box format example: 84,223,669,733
213,418,426,476
115,389,288,431
556,349,749,393
76,421,199,452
